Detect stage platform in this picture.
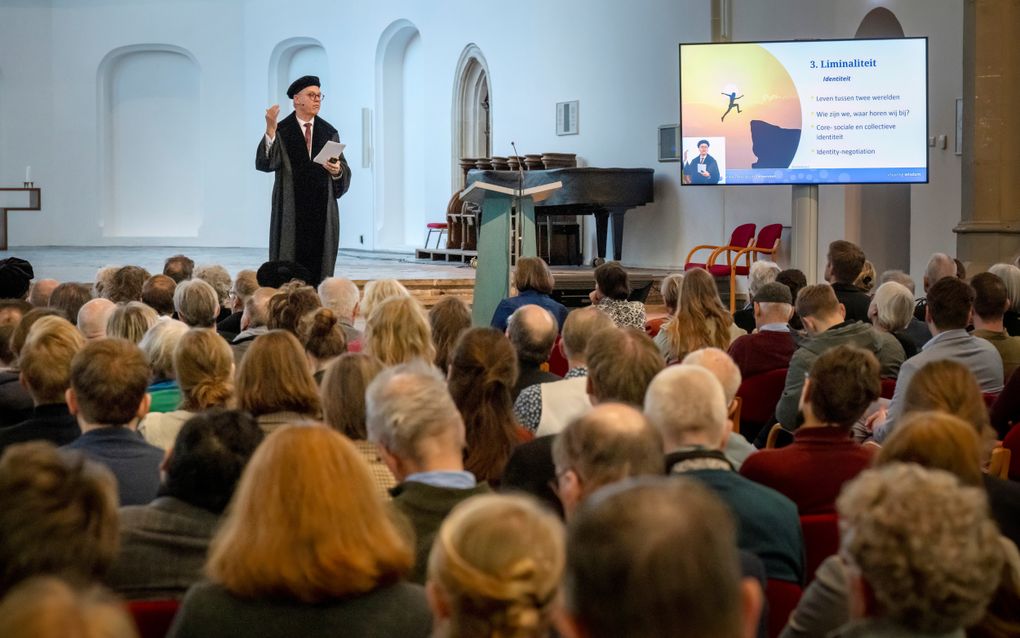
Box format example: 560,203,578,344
0,246,669,311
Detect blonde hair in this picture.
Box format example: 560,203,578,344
19,316,85,403
364,296,435,367
236,330,320,418
206,426,413,602
106,302,158,344
139,318,189,379
174,329,234,411
877,411,984,486
853,259,876,292
361,278,410,319
321,353,384,439
0,577,138,638
428,494,564,638
901,359,995,457
664,268,732,363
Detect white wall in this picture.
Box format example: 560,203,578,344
0,0,963,279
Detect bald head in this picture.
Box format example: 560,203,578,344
241,287,277,331
76,298,116,341
924,253,957,292
552,403,663,517
318,277,360,322
682,347,742,405
645,365,729,452
562,306,615,363
29,279,59,308
507,304,557,365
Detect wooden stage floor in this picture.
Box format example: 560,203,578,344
0,246,671,310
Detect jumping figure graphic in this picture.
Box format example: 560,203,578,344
721,92,743,122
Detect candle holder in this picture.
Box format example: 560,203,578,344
22,182,33,188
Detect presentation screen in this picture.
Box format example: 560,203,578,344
679,38,928,185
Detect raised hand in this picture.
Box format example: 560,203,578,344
265,104,280,137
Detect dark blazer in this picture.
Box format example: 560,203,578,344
168,581,431,638
500,435,562,517
0,402,79,456
105,497,220,600
64,427,164,506
0,370,33,427
831,283,872,324
490,290,570,332
513,363,561,401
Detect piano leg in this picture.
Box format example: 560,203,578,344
593,209,609,265
610,208,625,261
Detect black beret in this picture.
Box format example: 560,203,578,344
0,257,34,299
287,75,320,99
256,261,312,288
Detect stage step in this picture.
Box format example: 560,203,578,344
351,277,475,310
413,247,478,263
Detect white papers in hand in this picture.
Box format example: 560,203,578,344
313,141,347,166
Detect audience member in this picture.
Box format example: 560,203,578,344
586,327,664,405
254,260,311,288
169,426,431,638
551,403,663,518
913,252,957,322
0,442,118,595
490,256,569,331
318,276,362,343
266,282,320,334
77,297,116,341
231,286,276,363
427,494,564,638
217,269,257,338
139,318,189,413
740,345,878,514
776,268,807,330
366,363,491,583
514,306,614,435
972,271,1020,380
0,257,34,299
727,281,796,378
874,276,1003,442
428,295,471,373
194,264,232,323
29,278,59,307
139,328,234,451
644,272,683,337
320,353,394,495
361,278,410,319
646,365,804,583
991,369,1020,439
173,278,220,329
237,330,320,432
105,266,149,303
163,254,194,283
140,275,176,317
682,347,756,469
107,410,263,600
92,265,118,299
868,280,922,357
506,304,560,399
589,261,645,330
448,328,529,484
63,338,164,506
776,284,902,431
1,307,63,426
733,260,781,334
363,295,435,366
297,307,347,383
106,301,158,344
661,267,744,364
0,316,84,455
824,240,870,322
852,259,876,293
48,282,92,324
560,478,763,638
0,577,138,638
989,262,1020,336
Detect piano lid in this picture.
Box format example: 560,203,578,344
467,168,654,208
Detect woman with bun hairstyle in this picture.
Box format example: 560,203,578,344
427,493,564,638
140,328,234,451
297,308,347,384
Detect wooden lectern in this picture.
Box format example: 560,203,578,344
0,187,41,250
460,180,562,325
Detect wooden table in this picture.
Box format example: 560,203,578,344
0,187,41,250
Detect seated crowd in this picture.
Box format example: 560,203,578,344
0,245,1018,638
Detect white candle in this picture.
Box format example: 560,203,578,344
25,166,31,183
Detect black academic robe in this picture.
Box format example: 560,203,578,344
684,153,721,184
256,113,351,285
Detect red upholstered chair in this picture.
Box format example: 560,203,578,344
709,223,784,313
1002,423,1020,481
547,335,569,377
737,367,789,444
644,316,668,337
765,579,803,638
879,378,896,400
800,513,840,585
128,599,180,638
684,223,756,313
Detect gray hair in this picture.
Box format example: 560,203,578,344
173,279,219,328
870,281,914,332
318,277,361,320
924,253,956,290
838,463,1004,634
365,362,465,464
659,273,684,313
880,269,916,296
644,365,728,450
138,317,189,379
193,265,232,306
682,347,741,405
988,263,1020,313
747,260,781,298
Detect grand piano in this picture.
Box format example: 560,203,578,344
465,167,654,263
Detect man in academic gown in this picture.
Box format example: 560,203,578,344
256,75,351,285
683,139,721,184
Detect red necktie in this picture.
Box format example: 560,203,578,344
304,122,312,157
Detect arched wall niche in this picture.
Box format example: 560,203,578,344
268,37,329,106
374,19,424,250
97,44,201,238
451,44,492,191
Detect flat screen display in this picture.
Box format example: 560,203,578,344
679,38,928,185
